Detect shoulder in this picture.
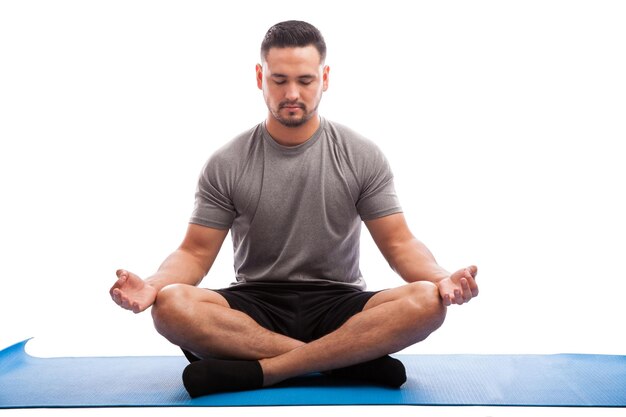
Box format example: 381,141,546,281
322,119,391,172
208,124,264,167
197,123,264,190
323,118,382,154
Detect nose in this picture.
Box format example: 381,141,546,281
284,82,299,101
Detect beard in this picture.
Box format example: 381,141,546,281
271,100,319,128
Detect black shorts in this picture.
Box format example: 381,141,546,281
216,282,379,343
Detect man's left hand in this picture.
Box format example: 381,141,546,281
437,265,479,306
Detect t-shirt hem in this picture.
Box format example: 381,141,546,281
189,218,231,230
360,207,403,222
229,276,367,290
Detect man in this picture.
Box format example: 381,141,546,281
110,20,478,397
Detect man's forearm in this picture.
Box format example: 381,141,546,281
144,248,209,292
389,238,450,284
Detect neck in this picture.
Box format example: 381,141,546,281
265,114,321,147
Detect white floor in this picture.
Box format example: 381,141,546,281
2,406,626,417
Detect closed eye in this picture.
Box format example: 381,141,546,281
299,76,314,85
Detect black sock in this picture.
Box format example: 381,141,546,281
327,355,406,388
182,358,264,397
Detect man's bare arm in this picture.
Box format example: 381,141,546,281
146,223,229,290
110,223,229,313
365,213,478,305
365,213,448,282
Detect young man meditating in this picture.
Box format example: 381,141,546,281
110,20,479,397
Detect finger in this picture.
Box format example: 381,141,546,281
110,271,126,295
110,279,124,295
118,294,128,309
119,294,133,310
460,278,472,303
442,293,452,307
114,271,128,287
111,288,124,305
467,265,478,278
453,289,463,305
464,269,479,297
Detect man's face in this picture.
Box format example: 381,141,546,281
256,45,329,128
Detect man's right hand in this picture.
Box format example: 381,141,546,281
110,269,158,314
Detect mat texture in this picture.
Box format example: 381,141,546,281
1,339,625,408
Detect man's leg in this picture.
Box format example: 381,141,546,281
259,281,446,385
175,281,446,395
150,283,304,360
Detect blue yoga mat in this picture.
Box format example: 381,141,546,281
1,339,625,408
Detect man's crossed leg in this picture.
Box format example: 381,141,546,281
150,281,446,397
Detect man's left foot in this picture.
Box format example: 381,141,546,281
326,355,406,387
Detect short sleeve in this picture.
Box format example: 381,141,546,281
355,145,402,221
189,154,236,229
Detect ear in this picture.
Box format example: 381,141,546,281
256,64,263,90
322,65,330,92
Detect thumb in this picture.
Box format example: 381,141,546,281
466,265,478,278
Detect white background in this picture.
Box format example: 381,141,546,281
1,0,625,364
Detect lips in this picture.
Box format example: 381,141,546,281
280,103,304,110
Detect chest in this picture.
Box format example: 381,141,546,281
232,140,359,223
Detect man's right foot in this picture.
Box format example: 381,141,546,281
182,358,264,397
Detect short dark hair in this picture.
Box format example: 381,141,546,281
260,20,326,63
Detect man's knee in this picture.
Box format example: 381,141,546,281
151,284,229,338
151,284,193,334
403,281,447,336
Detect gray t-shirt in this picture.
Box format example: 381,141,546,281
190,117,402,289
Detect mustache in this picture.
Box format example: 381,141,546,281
279,101,306,109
